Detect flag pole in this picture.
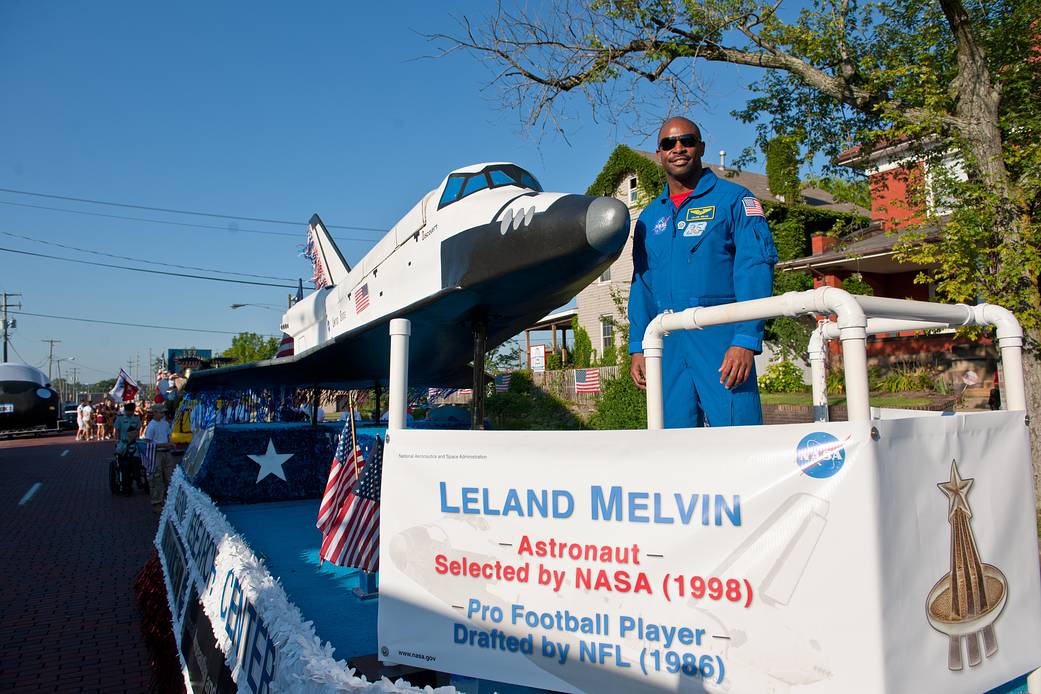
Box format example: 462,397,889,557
348,391,360,479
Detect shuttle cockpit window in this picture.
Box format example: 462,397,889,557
438,165,544,209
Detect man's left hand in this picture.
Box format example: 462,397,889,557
719,346,755,389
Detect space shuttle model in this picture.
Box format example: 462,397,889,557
185,162,630,392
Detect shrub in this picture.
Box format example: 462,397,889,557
758,361,807,393
484,370,585,430
874,365,938,393
588,368,647,430
571,317,593,368
841,273,875,296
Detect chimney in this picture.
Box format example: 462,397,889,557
719,150,727,170
811,234,839,256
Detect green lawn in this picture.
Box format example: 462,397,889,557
760,392,936,408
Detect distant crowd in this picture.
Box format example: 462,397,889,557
75,398,169,443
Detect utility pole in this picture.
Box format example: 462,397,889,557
42,339,61,381
2,292,22,362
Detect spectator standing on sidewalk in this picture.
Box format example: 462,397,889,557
142,405,175,513
77,399,93,441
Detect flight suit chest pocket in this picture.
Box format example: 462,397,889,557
644,213,672,263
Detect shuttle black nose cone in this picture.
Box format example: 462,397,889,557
585,197,630,254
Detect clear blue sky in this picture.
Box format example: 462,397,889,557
0,1,768,387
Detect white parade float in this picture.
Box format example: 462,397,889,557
156,226,1041,690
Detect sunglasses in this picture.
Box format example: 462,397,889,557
658,134,701,151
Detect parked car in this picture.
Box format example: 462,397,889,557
62,405,79,431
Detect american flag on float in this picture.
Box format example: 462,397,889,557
575,368,601,393
494,373,512,393
355,284,370,313
457,388,473,396
317,417,380,572
742,197,765,217
275,333,294,358
316,420,360,535
140,440,159,475
353,435,383,501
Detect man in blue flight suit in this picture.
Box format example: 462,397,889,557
628,117,778,428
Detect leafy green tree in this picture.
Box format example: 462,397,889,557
223,332,279,365
589,287,648,429
765,136,802,202
489,341,521,372
89,378,117,393
804,175,872,210
571,316,594,368
442,0,1041,503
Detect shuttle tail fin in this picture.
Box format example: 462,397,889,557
307,214,353,287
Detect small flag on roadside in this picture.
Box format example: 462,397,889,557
494,373,512,393
742,197,765,217
140,440,158,475
355,284,370,313
575,368,601,393
109,369,140,402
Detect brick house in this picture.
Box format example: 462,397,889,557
776,142,997,394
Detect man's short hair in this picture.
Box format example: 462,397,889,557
124,402,136,413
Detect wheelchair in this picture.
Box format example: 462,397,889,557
109,445,150,496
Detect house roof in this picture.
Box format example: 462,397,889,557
526,308,578,332
777,223,941,274
633,150,870,216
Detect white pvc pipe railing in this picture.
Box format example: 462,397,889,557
808,301,1026,421
643,287,870,429
642,289,1026,429
388,318,410,431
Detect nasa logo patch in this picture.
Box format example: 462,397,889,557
677,221,687,231
683,221,708,237
652,216,669,235
796,432,847,479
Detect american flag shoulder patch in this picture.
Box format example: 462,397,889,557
742,197,765,217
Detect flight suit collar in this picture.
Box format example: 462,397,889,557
658,167,718,205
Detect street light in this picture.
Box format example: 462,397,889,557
229,303,282,312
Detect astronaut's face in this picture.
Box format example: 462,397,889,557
657,119,705,181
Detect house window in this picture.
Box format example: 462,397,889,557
599,265,612,282
628,177,638,204
601,319,614,350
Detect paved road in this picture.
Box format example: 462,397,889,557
0,432,156,692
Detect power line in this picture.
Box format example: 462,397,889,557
0,186,386,232
0,199,381,242
1,231,298,282
11,310,279,336
0,246,298,288
5,336,31,365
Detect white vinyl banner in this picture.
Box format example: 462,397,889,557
378,413,1041,693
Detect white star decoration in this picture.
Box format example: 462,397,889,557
248,438,294,483
937,458,974,520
